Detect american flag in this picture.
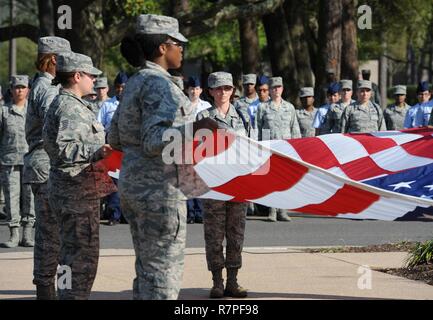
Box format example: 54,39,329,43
103,127,433,221
193,127,433,221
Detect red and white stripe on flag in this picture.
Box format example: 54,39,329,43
101,127,433,221
194,127,433,221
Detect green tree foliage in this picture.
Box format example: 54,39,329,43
358,0,433,62
0,38,37,91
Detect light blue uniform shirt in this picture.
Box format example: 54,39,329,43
413,100,433,127
97,96,119,132
193,98,212,117
312,104,330,128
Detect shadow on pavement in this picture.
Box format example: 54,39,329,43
178,288,387,300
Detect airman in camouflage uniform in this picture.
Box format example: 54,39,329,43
0,75,35,248
234,74,259,216
234,74,259,139
341,80,385,133
108,14,218,300
43,52,115,300
384,85,411,130
92,77,110,118
24,36,71,300
296,87,317,137
256,77,300,222
324,80,356,134
196,72,250,299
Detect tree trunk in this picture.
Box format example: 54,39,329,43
262,6,298,102
238,18,260,74
407,43,417,84
340,0,358,83
379,35,388,108
170,0,189,14
53,0,111,67
37,0,55,36
317,0,342,86
283,0,313,87
9,0,17,79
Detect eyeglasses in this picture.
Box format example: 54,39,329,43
79,72,96,80
164,41,183,48
213,86,233,92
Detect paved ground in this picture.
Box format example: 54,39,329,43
1,215,432,253
1,215,433,300
1,248,433,300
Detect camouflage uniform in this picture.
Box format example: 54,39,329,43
256,100,301,140
0,184,5,218
0,100,35,229
108,49,194,301
341,101,385,133
325,101,356,134
91,100,106,119
43,53,114,300
256,80,300,222
0,88,5,218
296,108,317,137
196,102,249,272
24,37,71,289
384,103,411,130
109,57,193,299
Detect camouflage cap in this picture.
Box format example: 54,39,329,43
10,75,29,88
269,77,283,88
242,74,257,85
340,79,353,90
357,80,372,90
208,71,233,89
56,52,102,76
94,77,108,89
136,14,188,43
299,87,314,98
393,85,406,95
38,36,71,54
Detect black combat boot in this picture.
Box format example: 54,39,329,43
209,269,224,298
224,268,247,298
36,284,57,300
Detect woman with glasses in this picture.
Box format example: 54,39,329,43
108,14,217,300
341,80,385,133
43,52,116,299
196,71,250,299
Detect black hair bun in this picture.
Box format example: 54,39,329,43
120,36,144,68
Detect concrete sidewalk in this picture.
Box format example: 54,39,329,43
0,247,432,300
